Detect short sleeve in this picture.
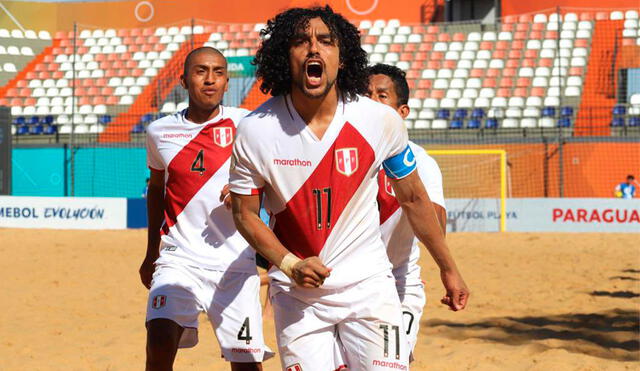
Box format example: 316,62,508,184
416,151,446,209
378,104,415,179
145,130,164,171
229,122,265,195
380,105,409,159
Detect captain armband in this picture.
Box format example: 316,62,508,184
382,145,417,179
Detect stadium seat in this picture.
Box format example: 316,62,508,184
467,119,481,129
557,118,572,127
561,106,574,117
629,117,640,127
131,123,146,133
506,108,522,118
16,125,29,135
471,108,485,119
502,118,519,128
613,105,626,116
474,97,490,108
418,109,435,120
436,109,450,119
520,118,537,128
29,124,44,135
610,117,625,127
450,120,463,129
453,109,468,119
523,108,541,118
488,107,504,119
431,119,448,129
44,125,58,135
485,118,498,129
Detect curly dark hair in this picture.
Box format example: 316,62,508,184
367,63,410,106
253,5,368,101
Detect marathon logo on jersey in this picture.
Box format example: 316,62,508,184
213,127,233,148
286,364,302,371
152,295,166,309
335,148,358,176
383,174,395,196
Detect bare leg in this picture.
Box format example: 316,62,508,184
231,362,263,371
146,318,184,371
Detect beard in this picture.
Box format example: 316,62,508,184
293,73,338,99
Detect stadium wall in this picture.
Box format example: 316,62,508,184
446,198,639,232
0,196,637,232
10,142,639,198
12,146,148,198
0,0,426,31
501,0,638,16
423,141,640,198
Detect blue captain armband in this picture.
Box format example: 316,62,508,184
382,145,417,179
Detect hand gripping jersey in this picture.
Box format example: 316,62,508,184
230,95,415,289
377,141,446,290
146,106,257,273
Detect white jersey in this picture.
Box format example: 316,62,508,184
229,95,411,290
146,106,256,273
377,141,445,289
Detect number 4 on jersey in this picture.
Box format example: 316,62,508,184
191,149,206,175
237,317,252,344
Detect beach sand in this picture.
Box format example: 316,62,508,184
1,230,637,370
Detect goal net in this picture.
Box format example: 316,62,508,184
426,149,507,232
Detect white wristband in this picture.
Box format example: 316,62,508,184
279,253,301,278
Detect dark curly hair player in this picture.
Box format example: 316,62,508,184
253,5,368,100
230,6,469,371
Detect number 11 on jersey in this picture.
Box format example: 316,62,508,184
312,187,332,230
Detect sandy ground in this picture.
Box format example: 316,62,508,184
0,230,638,370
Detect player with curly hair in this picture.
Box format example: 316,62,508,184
230,6,469,370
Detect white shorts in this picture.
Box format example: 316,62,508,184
398,283,426,360
146,262,274,363
272,270,409,371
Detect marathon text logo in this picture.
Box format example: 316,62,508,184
552,208,640,223
0,206,105,220
273,158,312,167
162,133,193,139
231,348,262,353
372,360,408,370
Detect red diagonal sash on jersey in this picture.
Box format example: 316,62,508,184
377,169,401,224
272,123,375,258
163,119,235,229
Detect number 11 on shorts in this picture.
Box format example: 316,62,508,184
379,324,400,359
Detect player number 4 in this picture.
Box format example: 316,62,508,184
380,324,400,359
191,149,206,174
312,187,332,230
237,317,252,344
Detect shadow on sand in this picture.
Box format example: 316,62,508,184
426,308,639,361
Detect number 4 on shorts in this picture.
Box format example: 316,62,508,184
237,317,252,344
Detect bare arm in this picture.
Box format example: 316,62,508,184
390,171,468,310
139,169,165,289
433,203,447,236
231,192,330,288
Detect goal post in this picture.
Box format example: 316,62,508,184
426,149,507,232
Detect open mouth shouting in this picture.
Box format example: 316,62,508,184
305,59,324,88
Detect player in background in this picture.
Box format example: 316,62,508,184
139,47,273,371
367,63,446,360
229,6,468,371
614,174,637,199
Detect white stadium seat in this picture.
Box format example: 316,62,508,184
414,120,431,129
520,118,538,128
431,119,448,129
501,118,519,128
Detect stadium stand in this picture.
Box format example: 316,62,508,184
1,9,639,140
